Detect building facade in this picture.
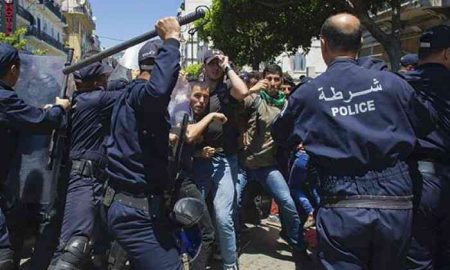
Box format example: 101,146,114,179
361,0,450,61
60,0,99,62
3,0,67,56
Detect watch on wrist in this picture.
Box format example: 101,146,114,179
224,64,232,74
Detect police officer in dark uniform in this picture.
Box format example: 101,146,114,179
104,17,182,270
0,43,70,269
51,62,121,270
271,14,443,270
402,25,450,270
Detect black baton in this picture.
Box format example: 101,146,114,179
63,7,207,74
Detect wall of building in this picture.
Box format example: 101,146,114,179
16,0,66,56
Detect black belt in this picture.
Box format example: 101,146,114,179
71,159,107,181
321,195,413,210
103,186,164,220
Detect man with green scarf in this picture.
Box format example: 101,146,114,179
236,64,306,268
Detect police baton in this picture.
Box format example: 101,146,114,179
63,7,207,75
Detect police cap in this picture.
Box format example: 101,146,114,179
420,25,450,49
138,39,162,71
400,54,418,67
73,62,111,82
0,43,20,71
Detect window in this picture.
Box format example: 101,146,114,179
293,52,306,71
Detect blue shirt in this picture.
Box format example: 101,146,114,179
0,80,63,183
70,89,121,165
402,63,450,163
106,39,180,194
272,58,438,175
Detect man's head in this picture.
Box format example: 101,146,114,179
262,64,283,97
399,53,418,72
0,43,21,87
281,73,295,95
138,39,162,80
74,62,112,91
203,49,224,82
418,25,450,69
320,13,362,65
189,81,210,116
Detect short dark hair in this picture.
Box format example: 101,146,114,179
0,60,19,78
320,15,362,52
263,64,282,78
418,47,445,60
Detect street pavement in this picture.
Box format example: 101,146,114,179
210,219,315,270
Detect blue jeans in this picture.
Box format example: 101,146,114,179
289,151,320,215
193,154,238,269
237,166,303,250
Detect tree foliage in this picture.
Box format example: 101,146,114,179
197,0,344,69
197,0,405,70
0,27,48,55
183,63,203,80
0,27,28,50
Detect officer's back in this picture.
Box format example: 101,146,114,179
272,14,439,270
70,63,120,164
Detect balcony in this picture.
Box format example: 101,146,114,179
26,26,65,52
17,5,35,25
39,0,65,22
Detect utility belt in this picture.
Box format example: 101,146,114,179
103,185,164,220
103,182,205,228
321,195,413,210
71,159,108,182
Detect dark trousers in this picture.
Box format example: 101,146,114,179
317,207,412,270
52,172,105,261
0,207,13,263
179,178,215,270
316,162,413,270
406,162,450,270
107,201,181,270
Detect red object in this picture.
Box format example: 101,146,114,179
304,226,318,249
270,199,279,215
4,1,15,35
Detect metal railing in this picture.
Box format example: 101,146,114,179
17,5,35,25
26,26,65,51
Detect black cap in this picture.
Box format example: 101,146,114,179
419,25,450,49
0,43,20,70
138,39,162,70
73,62,111,82
400,53,418,67
203,49,223,64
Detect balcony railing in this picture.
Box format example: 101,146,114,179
17,5,35,25
26,26,65,52
39,0,65,22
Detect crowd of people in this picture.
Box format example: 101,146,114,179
0,11,448,270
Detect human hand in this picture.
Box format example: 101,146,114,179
55,97,71,111
249,79,269,94
201,146,216,158
155,17,181,41
211,113,227,124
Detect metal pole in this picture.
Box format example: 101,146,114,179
63,7,207,74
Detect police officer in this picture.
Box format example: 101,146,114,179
401,25,450,270
0,43,70,269
51,62,121,270
271,14,442,270
104,17,182,269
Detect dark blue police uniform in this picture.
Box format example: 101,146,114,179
272,58,440,270
105,38,182,270
403,63,450,270
0,43,65,269
52,62,121,269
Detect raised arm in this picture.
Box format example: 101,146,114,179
186,112,227,144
